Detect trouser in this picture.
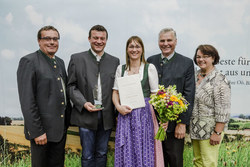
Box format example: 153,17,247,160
162,132,184,167
79,111,112,167
192,133,223,167
30,133,66,167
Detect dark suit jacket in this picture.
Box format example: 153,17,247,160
67,50,119,130
147,52,195,132
17,50,71,142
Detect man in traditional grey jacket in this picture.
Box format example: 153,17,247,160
17,25,71,167
147,27,195,167
67,25,119,167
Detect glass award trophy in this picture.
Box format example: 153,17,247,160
93,84,103,109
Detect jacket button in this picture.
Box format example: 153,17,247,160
54,65,57,68
57,77,60,80
159,74,162,78
61,115,64,118
61,102,64,105
60,89,63,92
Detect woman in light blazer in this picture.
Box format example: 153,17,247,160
190,44,231,167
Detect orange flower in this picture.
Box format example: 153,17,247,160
170,95,178,101
159,93,166,98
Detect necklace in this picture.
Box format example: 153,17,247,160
197,72,207,82
199,73,206,78
199,67,215,78
131,69,139,74
197,67,215,82
130,67,140,74
197,73,206,83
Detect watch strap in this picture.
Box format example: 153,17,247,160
214,130,222,135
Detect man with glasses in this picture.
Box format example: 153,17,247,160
147,27,195,167
17,25,71,167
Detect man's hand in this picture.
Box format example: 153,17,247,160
34,133,47,145
84,102,102,112
175,123,186,139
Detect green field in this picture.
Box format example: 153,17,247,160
228,118,250,130
1,119,249,167
229,122,250,130
1,140,249,167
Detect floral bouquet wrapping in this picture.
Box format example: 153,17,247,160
149,85,189,141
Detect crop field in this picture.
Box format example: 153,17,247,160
0,125,115,153
0,124,249,167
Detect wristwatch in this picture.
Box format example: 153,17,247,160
214,130,222,135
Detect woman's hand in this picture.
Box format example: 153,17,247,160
210,133,221,145
210,123,224,145
160,122,169,131
117,105,132,116
112,90,132,115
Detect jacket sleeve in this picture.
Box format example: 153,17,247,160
67,55,87,112
179,61,195,125
17,57,45,139
214,74,231,123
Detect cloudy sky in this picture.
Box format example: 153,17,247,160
0,0,250,117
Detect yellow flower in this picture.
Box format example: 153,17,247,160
178,100,184,107
170,95,178,101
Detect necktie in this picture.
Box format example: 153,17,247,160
163,58,168,64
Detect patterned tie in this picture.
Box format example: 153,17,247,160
162,58,168,64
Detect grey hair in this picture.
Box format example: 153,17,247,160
158,28,177,40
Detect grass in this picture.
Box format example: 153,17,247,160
184,140,250,167
219,140,250,166
0,148,113,167
1,124,249,166
1,140,248,167
183,144,193,166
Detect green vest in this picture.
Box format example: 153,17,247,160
121,64,150,98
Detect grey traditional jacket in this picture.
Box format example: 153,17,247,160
147,52,195,132
190,68,231,140
17,50,71,142
67,50,119,130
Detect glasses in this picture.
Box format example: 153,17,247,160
196,55,211,59
128,45,141,49
40,37,60,42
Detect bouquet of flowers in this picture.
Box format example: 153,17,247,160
149,85,189,141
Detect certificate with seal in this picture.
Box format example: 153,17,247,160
117,74,145,109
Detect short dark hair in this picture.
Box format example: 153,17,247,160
37,25,60,40
193,44,220,65
88,25,108,39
